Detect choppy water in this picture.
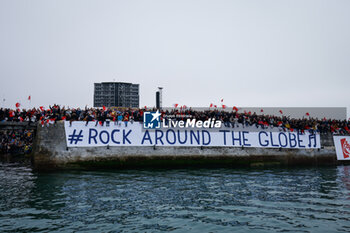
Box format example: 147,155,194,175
1,164,350,232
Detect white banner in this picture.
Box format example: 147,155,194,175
334,136,350,160
64,121,320,148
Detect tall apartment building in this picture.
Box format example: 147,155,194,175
93,82,139,108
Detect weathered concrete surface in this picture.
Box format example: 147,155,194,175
31,122,350,170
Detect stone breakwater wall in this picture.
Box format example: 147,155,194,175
30,121,350,170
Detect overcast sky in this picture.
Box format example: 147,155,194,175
0,0,349,116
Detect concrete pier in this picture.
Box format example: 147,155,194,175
30,122,350,170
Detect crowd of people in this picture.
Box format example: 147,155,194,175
0,105,349,135
0,129,34,155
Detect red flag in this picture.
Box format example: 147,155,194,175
183,105,187,109
144,106,147,109
99,121,103,126
15,102,20,108
279,110,283,114
330,126,335,132
210,103,213,108
28,95,31,101
221,99,224,102
9,111,14,117
174,104,178,108
61,116,66,120
41,120,44,126
102,106,106,111
39,106,44,111
233,106,238,112
260,109,264,113
222,104,226,109
306,112,310,116
214,105,217,108
248,111,251,115
19,117,23,122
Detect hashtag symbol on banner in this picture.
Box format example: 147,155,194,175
68,129,83,144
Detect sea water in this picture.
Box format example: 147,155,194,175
1,163,350,232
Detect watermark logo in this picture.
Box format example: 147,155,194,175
143,111,222,129
341,138,350,159
143,110,161,129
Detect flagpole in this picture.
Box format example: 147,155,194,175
27,95,31,110
1,96,5,109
